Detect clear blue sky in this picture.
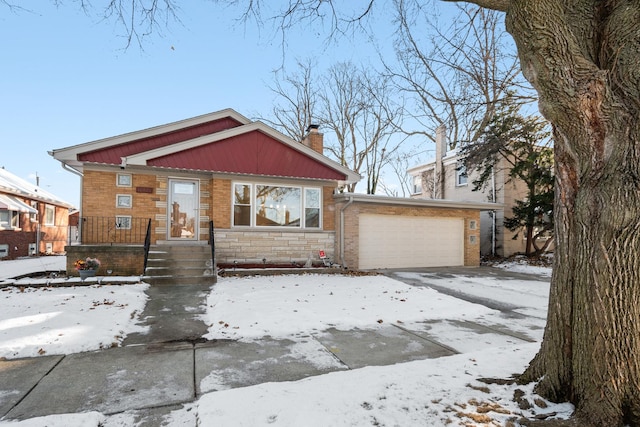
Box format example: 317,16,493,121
0,1,453,207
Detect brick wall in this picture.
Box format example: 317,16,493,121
81,169,340,263
0,230,37,259
211,178,232,229
65,245,145,276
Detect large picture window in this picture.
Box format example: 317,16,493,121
232,183,321,228
256,185,301,227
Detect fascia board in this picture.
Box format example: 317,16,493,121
49,108,252,162
334,192,502,211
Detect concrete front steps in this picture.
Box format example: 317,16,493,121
143,243,216,285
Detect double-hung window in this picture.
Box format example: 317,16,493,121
44,205,55,226
456,162,468,186
233,183,321,228
233,184,252,226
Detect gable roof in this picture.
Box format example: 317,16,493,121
0,168,74,209
50,109,360,184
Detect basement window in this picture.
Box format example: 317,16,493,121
115,216,132,230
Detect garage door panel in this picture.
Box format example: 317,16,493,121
359,215,464,269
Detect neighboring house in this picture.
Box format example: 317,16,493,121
0,168,75,259
407,125,528,258
50,109,496,271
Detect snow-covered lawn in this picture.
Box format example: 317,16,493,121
0,259,573,426
204,274,495,341
0,284,149,359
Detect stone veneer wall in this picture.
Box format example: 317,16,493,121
214,229,335,265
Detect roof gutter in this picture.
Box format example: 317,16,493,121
61,162,83,213
61,162,83,178
339,195,355,268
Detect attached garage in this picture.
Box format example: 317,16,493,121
334,194,500,270
358,214,464,269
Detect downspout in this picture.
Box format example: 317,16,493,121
432,168,436,199
491,166,496,257
61,162,84,243
340,196,355,268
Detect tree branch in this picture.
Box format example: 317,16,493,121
442,0,511,13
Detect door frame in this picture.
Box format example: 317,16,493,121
167,178,200,241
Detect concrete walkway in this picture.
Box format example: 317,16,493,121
0,267,548,426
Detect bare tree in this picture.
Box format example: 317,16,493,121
15,0,640,423
265,60,403,194
388,0,533,148
323,0,640,424
378,147,429,197
259,59,318,143
320,62,404,193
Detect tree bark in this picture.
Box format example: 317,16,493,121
503,0,640,425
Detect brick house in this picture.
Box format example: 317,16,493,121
0,168,75,260
51,109,497,273
50,109,360,270
407,125,529,257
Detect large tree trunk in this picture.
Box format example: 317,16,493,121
505,1,640,425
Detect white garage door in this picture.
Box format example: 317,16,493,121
359,214,464,269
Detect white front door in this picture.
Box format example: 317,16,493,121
168,179,199,240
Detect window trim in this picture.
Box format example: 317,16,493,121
44,204,55,226
30,201,38,222
117,173,132,187
455,163,468,186
0,210,18,230
232,182,322,229
232,182,253,227
116,194,132,208
115,215,132,230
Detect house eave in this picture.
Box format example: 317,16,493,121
333,193,501,211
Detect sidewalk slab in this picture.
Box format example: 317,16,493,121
0,355,63,418
314,325,457,369
123,284,211,345
5,343,194,420
195,337,347,394
405,320,536,354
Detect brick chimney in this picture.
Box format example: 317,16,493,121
303,124,324,154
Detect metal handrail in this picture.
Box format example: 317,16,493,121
208,220,215,270
143,219,152,273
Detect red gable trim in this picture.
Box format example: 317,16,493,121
78,117,244,165
148,130,348,181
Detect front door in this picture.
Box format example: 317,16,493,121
168,179,199,240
